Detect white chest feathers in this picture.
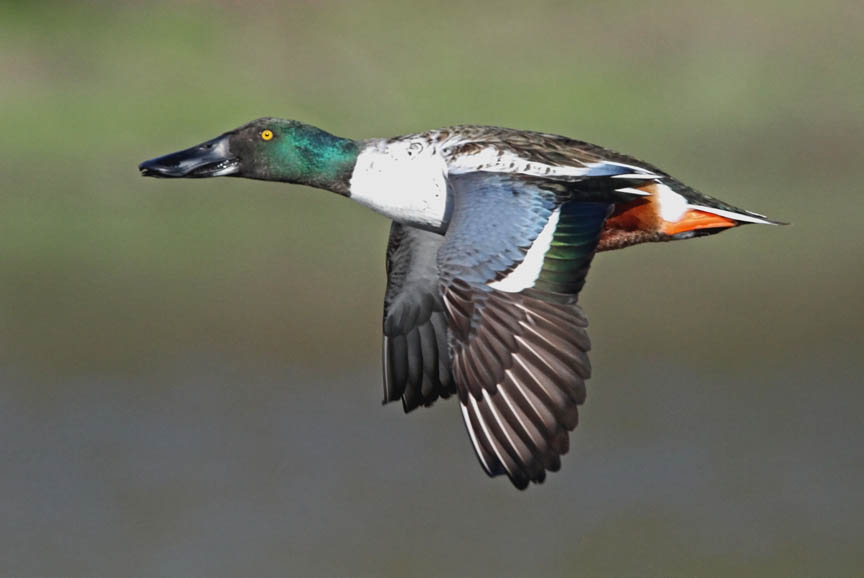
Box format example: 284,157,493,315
349,140,450,231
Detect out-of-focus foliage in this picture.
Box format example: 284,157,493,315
1,1,861,577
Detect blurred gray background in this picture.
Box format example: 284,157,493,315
1,0,862,576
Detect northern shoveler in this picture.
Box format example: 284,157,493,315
140,119,784,489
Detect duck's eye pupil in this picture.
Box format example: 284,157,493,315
261,130,274,141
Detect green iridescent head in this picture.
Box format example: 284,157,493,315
139,118,359,195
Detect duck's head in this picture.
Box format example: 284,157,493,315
138,118,359,194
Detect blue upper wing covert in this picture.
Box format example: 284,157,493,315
437,172,611,489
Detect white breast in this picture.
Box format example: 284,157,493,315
349,140,449,231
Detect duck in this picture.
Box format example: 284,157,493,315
139,118,783,490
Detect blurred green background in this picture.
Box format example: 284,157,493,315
1,0,862,576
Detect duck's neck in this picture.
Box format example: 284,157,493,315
268,126,361,197
304,135,361,197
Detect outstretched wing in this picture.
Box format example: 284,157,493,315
382,222,455,412
438,172,610,489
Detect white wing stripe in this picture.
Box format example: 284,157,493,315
488,207,561,293
483,390,531,466
615,187,651,196
497,387,545,451
611,173,660,179
460,401,494,474
469,395,510,475
449,148,590,177
689,204,776,225
586,160,660,178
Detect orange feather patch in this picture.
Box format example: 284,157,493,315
598,190,740,250
605,198,659,231
659,209,737,236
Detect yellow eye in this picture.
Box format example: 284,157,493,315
261,129,274,141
